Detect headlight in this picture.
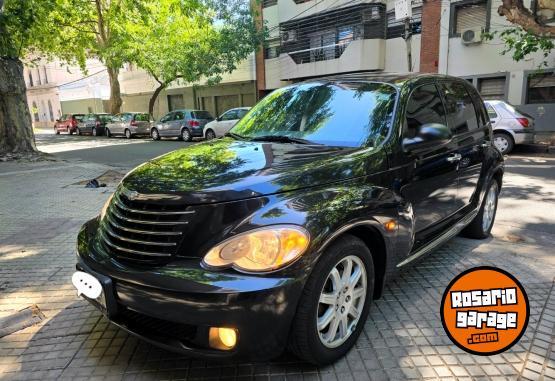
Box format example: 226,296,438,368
203,226,310,273
100,194,114,221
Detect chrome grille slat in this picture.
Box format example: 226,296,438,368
104,224,177,247
110,208,189,226
105,214,182,236
114,194,195,215
101,231,172,257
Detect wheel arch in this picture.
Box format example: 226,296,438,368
318,224,388,299
493,128,516,141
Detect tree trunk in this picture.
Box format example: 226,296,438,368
148,82,166,118
107,66,123,115
0,57,36,155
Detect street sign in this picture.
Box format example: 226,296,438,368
394,0,412,20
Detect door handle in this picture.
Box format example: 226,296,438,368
447,153,462,162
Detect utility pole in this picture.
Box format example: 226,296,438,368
404,16,413,72
395,0,413,72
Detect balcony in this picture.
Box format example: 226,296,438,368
279,39,385,80
277,2,386,80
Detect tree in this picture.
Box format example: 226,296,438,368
490,0,555,64
49,0,152,115
129,0,265,116
0,0,58,155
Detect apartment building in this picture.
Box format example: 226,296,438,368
119,57,258,120
256,0,555,135
24,59,109,128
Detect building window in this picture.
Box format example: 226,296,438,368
262,0,277,7
280,3,385,64
37,68,42,86
264,39,281,59
32,101,39,122
48,100,54,121
386,6,422,39
450,0,489,37
28,72,34,87
527,72,555,104
478,76,506,100
43,66,48,84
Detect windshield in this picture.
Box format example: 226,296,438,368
230,82,397,147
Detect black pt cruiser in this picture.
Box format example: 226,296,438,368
74,73,504,365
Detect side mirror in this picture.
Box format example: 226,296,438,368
402,123,452,154
216,117,222,122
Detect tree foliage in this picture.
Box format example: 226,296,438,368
127,0,265,116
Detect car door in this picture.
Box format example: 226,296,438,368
172,111,185,136
216,110,237,136
397,83,460,237
157,113,172,136
439,80,488,211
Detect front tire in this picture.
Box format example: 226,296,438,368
55,128,60,135
92,127,97,136
288,235,374,365
493,132,514,155
461,180,499,239
151,128,160,141
125,129,132,139
76,128,81,136
106,128,111,138
181,128,192,142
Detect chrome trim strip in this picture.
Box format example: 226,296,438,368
114,194,195,216
105,214,182,236
100,232,172,257
396,209,479,268
110,209,188,226
104,225,176,247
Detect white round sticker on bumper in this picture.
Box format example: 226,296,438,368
72,271,103,299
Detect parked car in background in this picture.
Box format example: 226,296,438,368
151,109,214,141
105,113,153,139
203,107,251,139
76,113,113,136
484,100,535,154
74,74,504,365
54,114,85,135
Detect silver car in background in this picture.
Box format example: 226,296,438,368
485,100,535,154
105,112,153,139
203,107,251,140
151,109,214,141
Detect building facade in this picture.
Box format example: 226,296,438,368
257,0,555,136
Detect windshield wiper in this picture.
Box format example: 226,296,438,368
250,135,317,145
226,132,248,140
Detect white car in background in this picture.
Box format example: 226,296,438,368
203,107,251,140
484,100,535,154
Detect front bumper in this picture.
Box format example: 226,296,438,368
76,218,304,360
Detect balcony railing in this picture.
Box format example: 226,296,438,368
288,40,352,64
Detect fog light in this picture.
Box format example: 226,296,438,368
208,327,237,350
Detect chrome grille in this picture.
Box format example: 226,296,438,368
100,192,194,263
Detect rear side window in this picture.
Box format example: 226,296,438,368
440,81,479,134
174,112,185,120
192,111,213,120
134,113,150,122
405,84,447,139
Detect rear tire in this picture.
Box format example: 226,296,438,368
461,180,499,239
205,129,216,140
68,128,73,135
151,128,160,141
125,129,132,139
76,128,81,136
92,127,97,136
493,132,514,155
288,235,374,365
55,128,60,135
181,128,192,142
106,128,111,138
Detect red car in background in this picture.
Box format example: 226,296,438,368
54,114,85,135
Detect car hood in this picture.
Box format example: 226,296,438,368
121,138,378,204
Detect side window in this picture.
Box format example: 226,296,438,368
440,81,479,134
405,84,448,139
121,114,132,122
237,109,248,118
174,112,184,121
485,103,497,118
221,110,237,121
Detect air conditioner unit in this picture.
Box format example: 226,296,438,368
461,28,483,45
281,30,297,44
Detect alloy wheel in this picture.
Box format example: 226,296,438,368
206,130,216,140
182,129,191,141
317,255,367,348
92,127,97,136
482,182,498,232
151,129,159,140
125,129,131,139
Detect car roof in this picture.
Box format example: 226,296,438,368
303,72,467,88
